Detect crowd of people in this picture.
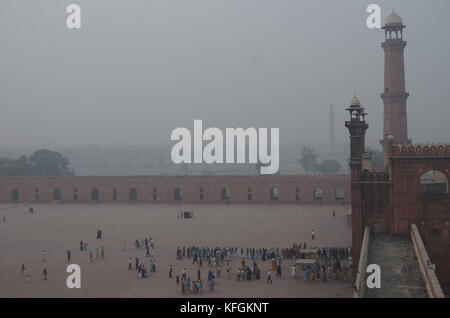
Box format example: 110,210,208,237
285,243,353,283
281,243,352,262
176,246,283,263
176,268,216,295
172,244,284,293
172,240,352,293
127,236,158,279
15,207,352,294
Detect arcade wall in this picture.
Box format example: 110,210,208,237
0,175,350,205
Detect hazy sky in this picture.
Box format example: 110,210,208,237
1,0,449,149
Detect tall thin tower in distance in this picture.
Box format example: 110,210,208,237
329,104,336,159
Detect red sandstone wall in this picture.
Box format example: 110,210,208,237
0,175,350,205
420,226,450,295
410,224,445,298
391,158,450,295
362,181,392,233
369,148,450,294
356,145,450,293
389,157,450,235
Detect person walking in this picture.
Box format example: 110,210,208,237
193,254,198,265
186,277,191,293
276,262,282,279
291,265,296,279
181,281,186,295
266,269,273,284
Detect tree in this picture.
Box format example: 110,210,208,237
366,147,384,168
29,149,73,176
319,159,342,175
0,156,31,176
299,146,319,175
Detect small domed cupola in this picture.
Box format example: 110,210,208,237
385,10,403,26
382,10,405,40
350,95,361,107
346,95,367,121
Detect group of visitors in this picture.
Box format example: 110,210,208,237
180,276,204,294
79,240,88,251
20,252,48,283
287,244,353,283
236,259,262,281
137,262,150,278
176,246,283,263
178,268,216,294
299,258,352,282
173,240,352,288
129,255,157,279
79,238,105,263
133,236,155,257
281,244,352,261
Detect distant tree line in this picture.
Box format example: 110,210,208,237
299,146,385,175
299,146,342,175
0,149,73,176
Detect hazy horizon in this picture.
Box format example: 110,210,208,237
1,0,450,151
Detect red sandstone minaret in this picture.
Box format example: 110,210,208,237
380,10,410,164
345,95,368,272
